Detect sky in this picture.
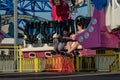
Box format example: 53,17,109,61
35,6,88,20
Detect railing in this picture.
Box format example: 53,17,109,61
19,55,96,72
74,56,96,72
109,54,120,71
1,46,118,72
0,46,21,72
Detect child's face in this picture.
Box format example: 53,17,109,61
77,25,82,31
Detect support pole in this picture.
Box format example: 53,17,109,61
87,0,91,17
13,0,18,71
14,0,18,46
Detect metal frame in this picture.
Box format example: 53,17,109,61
0,0,51,15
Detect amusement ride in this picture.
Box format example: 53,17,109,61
0,0,120,72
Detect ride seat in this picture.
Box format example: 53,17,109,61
24,22,40,46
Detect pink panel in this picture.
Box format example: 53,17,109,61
80,49,96,56
75,8,119,49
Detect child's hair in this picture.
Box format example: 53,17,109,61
68,32,75,37
77,17,86,29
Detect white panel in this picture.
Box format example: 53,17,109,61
106,0,120,31
111,0,120,30
106,0,112,31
